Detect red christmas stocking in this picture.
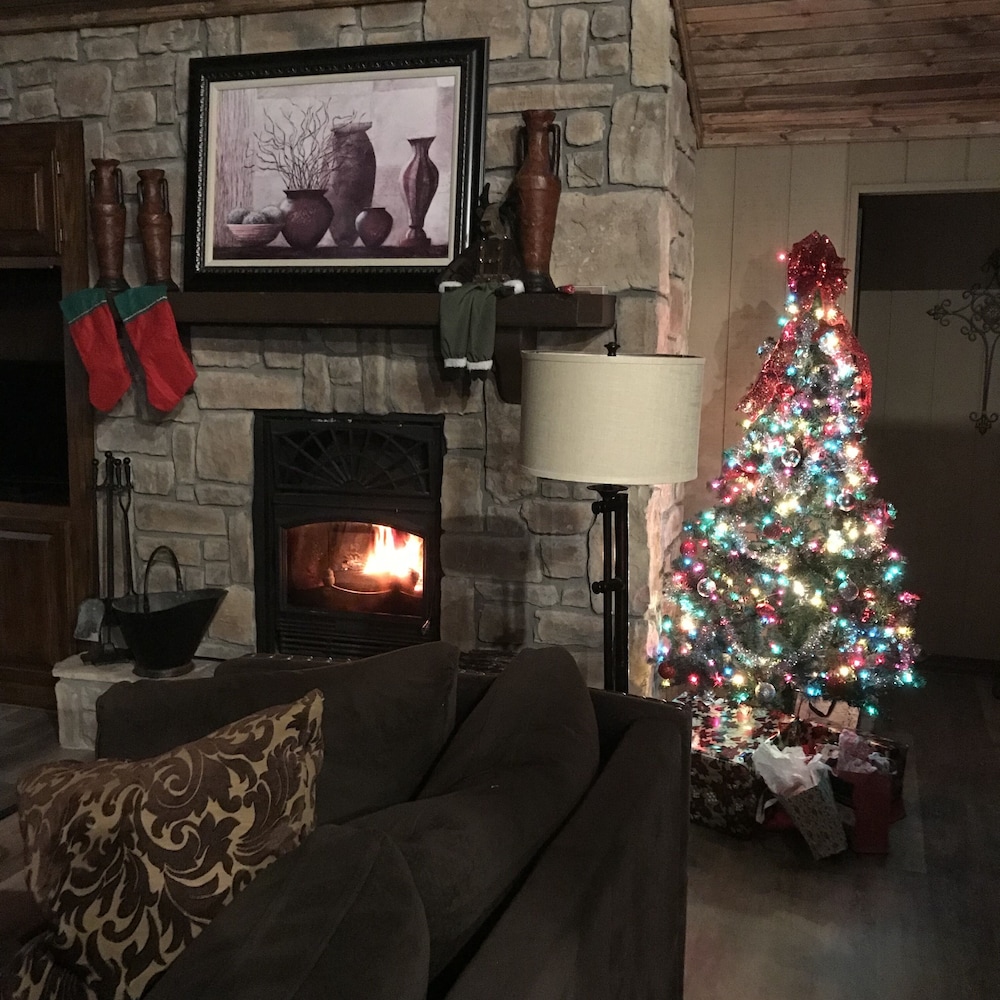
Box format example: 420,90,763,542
115,285,195,412
59,288,132,412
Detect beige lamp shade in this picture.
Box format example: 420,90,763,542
519,351,705,485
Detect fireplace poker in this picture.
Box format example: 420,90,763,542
104,451,115,620
116,457,135,595
73,458,105,642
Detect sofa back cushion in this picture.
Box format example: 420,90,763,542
96,642,460,825
6,691,324,1000
352,645,599,983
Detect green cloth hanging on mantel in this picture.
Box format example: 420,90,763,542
439,282,504,378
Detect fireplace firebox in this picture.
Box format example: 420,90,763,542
253,411,445,659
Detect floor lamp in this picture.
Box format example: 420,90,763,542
519,350,705,693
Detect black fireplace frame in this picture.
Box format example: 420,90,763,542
253,410,445,658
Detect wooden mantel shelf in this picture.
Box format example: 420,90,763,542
168,290,617,403
167,290,615,330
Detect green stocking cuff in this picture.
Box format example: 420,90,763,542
114,284,169,324
59,287,110,325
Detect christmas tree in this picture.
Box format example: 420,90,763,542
658,232,921,717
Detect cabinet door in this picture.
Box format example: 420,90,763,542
0,124,60,257
0,518,72,707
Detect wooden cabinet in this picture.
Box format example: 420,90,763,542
0,132,61,257
0,122,94,708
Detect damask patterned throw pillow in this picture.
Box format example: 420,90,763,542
5,690,324,1000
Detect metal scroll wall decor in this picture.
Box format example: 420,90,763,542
927,248,1000,434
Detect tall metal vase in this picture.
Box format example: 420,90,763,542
399,136,439,250
136,168,178,289
514,110,561,293
89,158,129,291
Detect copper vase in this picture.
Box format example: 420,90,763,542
137,168,178,289
89,158,129,291
514,110,561,293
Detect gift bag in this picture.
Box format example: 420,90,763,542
831,769,892,854
794,695,860,731
779,771,848,859
753,741,847,860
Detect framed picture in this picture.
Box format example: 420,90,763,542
183,37,488,292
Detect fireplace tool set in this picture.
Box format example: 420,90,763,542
74,452,226,675
75,451,135,662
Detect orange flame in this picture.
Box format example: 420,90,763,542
362,525,424,593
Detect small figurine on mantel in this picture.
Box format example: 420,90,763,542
437,184,525,379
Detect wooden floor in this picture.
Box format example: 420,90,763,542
686,663,1000,1000
0,704,90,819
1,665,998,997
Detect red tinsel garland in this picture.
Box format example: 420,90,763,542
738,232,872,421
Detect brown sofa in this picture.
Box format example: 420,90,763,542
1,642,691,1000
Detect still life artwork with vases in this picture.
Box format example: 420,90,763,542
208,76,456,267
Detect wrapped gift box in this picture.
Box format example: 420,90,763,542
678,692,790,838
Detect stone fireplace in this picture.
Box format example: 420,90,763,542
2,0,697,693
101,324,625,682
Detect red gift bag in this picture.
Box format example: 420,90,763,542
833,769,892,854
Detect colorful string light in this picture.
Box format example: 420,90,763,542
658,232,921,714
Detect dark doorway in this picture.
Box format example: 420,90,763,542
854,190,1000,661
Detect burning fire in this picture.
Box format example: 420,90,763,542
363,525,423,593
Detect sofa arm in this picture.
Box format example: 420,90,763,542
441,715,690,1000
0,880,45,970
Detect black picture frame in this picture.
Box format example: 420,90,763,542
183,37,488,293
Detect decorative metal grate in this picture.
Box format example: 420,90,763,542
271,420,436,496
927,249,1000,434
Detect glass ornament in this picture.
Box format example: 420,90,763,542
837,491,857,511
696,578,717,597
756,602,777,623
755,681,777,703
781,447,801,468
838,579,860,601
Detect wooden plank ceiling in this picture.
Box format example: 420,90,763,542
673,0,1000,146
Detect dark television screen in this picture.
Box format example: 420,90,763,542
0,359,70,504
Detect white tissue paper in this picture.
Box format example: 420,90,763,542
752,741,831,797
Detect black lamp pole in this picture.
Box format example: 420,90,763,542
590,484,630,693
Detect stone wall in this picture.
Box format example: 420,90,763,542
0,0,696,691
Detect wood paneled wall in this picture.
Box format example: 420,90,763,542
688,135,1000,515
